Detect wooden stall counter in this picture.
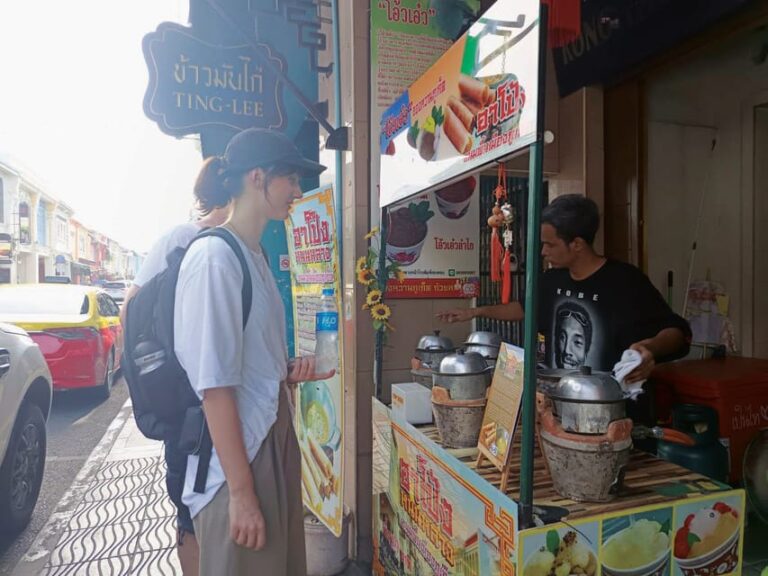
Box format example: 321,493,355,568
372,399,747,576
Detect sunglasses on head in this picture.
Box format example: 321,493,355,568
557,308,589,327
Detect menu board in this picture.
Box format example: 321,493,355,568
477,343,524,483
379,0,540,208
285,186,345,536
385,180,479,299
518,491,746,576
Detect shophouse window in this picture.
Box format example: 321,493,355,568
57,217,68,247
37,202,47,246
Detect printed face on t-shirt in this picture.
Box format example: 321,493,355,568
554,302,593,369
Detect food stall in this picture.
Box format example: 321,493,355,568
370,1,747,574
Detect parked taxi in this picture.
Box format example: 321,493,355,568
0,284,123,398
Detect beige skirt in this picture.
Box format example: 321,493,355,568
193,387,306,576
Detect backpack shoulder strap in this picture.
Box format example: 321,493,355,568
190,227,253,329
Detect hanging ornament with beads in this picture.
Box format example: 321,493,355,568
501,202,514,303
487,164,506,283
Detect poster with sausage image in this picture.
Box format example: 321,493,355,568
379,0,540,208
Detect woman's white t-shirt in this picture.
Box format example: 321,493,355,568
173,231,288,518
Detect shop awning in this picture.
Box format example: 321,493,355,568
552,0,753,96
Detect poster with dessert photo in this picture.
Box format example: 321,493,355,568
385,177,479,299
602,507,673,576
285,186,345,537
520,521,600,576
671,492,745,576
379,0,540,208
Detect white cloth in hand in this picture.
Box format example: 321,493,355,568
612,349,646,400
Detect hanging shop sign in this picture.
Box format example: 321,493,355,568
142,22,285,137
378,0,540,208
285,186,345,537
385,177,479,299
552,0,752,96
373,402,519,576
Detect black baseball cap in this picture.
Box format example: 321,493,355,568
222,128,326,178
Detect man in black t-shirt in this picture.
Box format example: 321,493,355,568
438,195,690,383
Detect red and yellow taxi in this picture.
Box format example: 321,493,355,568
0,284,123,398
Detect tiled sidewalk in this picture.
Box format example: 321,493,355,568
13,401,181,576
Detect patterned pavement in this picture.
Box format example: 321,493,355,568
29,409,181,576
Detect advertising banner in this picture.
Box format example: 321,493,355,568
518,491,746,576
379,0,540,208
385,178,479,299
371,0,482,213
285,186,344,536
373,407,519,576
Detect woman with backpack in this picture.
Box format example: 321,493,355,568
173,128,332,575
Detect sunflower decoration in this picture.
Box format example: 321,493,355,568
364,289,383,310
356,227,403,334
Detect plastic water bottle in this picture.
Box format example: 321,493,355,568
315,288,339,374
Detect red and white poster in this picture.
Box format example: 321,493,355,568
386,177,479,299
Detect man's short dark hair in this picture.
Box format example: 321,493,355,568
542,194,600,245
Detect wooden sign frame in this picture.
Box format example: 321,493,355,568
476,343,525,492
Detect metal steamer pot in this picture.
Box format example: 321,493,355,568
432,351,493,400
539,366,628,434
415,331,455,368
462,331,501,361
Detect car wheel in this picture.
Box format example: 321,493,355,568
96,348,115,401
0,402,47,536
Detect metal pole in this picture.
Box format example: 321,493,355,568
519,3,548,530
374,207,389,400
331,0,343,264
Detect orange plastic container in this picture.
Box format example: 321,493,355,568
652,357,768,483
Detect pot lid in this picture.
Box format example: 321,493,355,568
549,366,626,403
438,350,489,375
463,342,500,359
416,330,454,352
464,331,502,347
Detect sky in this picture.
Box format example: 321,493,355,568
0,1,204,252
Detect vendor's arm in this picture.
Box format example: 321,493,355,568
626,327,688,384
436,302,524,324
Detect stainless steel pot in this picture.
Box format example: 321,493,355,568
432,351,493,400
415,331,455,368
465,331,502,347
540,366,628,434
463,342,500,360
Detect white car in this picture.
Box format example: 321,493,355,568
102,280,129,304
0,322,52,535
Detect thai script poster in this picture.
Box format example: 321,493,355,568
385,178,479,299
285,186,345,536
370,0,481,212
373,409,519,576
518,491,745,576
477,343,524,479
379,0,540,208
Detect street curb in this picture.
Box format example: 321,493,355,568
11,399,134,576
